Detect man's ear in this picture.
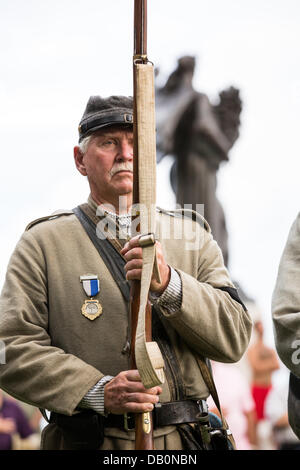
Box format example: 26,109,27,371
74,146,88,176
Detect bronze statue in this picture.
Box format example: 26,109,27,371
155,56,242,266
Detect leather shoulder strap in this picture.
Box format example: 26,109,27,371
196,356,236,449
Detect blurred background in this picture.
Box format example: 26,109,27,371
0,0,299,450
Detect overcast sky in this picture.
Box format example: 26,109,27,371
1,0,300,350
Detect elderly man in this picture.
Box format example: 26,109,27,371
0,96,252,450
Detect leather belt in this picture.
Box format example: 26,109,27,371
50,400,206,434
104,400,202,430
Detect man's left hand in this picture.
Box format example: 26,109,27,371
120,236,170,294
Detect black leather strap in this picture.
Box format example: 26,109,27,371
104,400,200,430
153,400,200,428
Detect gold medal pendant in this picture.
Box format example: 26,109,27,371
80,274,102,320
81,299,102,320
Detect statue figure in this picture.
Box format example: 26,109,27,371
155,56,242,266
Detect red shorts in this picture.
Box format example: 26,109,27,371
251,384,272,420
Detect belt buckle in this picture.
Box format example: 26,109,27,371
124,413,135,431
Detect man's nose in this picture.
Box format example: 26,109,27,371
116,140,133,161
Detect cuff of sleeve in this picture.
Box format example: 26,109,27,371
79,375,114,416
150,267,182,313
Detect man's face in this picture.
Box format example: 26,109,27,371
74,126,134,210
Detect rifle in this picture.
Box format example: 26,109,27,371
130,0,164,451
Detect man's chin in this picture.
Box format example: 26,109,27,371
115,185,133,196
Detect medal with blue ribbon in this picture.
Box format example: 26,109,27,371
80,274,102,320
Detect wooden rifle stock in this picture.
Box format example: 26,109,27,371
130,0,154,450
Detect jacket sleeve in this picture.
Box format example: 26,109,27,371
0,231,103,415
159,228,252,363
272,213,300,377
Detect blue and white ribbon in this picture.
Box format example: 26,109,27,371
80,275,100,297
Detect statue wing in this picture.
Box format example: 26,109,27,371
213,87,242,150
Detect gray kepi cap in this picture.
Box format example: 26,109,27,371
78,95,133,142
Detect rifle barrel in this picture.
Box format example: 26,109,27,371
134,0,147,59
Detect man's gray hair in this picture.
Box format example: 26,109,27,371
78,135,92,154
